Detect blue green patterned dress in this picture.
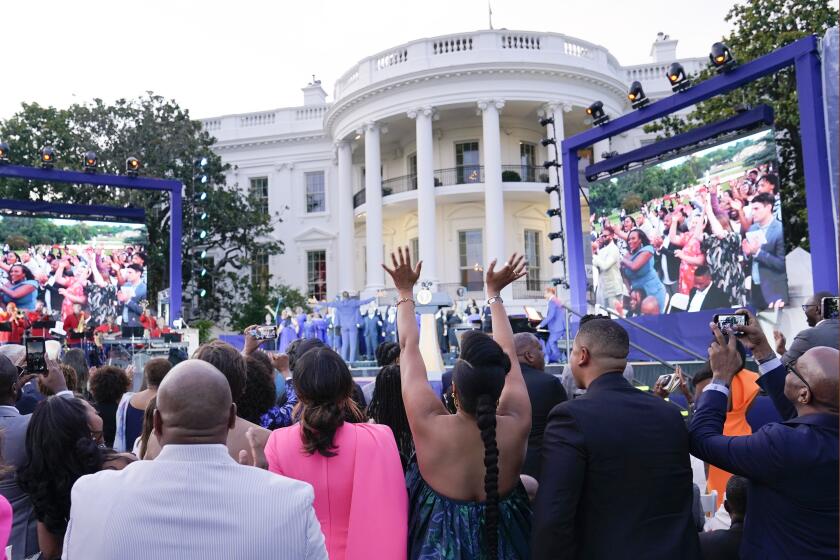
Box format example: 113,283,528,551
406,460,532,559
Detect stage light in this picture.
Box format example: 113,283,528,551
667,62,691,93
199,211,208,221
194,229,208,241
199,250,207,259
709,42,736,73
194,191,207,202
200,267,207,277
200,175,208,184
126,156,141,176
198,288,207,298
627,81,650,109
39,146,56,169
540,138,556,147
551,277,568,288
543,160,560,169
0,142,9,164
549,255,564,263
546,208,560,218
197,156,209,168
547,232,563,241
82,151,98,172
545,185,559,195
586,101,609,126
539,116,554,127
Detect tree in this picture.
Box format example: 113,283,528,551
0,93,284,323
228,281,310,332
644,0,838,251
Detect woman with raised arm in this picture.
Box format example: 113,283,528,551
383,247,533,559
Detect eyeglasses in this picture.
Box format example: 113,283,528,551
801,304,818,312
785,361,812,394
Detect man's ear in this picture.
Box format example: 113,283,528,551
153,409,163,439
578,346,591,367
228,403,237,430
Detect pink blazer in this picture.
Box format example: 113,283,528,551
265,422,407,560
0,494,11,560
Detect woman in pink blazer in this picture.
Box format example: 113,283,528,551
263,346,407,560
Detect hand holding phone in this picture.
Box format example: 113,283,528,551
714,313,747,336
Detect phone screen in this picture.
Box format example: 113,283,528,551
26,340,45,354
715,314,746,335
822,297,840,320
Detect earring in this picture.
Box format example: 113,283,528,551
451,384,459,411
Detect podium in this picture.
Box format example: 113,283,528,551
414,286,452,379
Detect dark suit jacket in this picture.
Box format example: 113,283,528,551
532,373,701,560
748,220,788,303
687,284,731,311
689,362,839,559
520,364,567,480
699,522,743,560
0,406,38,559
782,319,840,365
655,242,680,284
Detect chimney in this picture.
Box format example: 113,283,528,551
302,76,327,106
650,32,678,63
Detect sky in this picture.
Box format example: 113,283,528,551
1,0,743,121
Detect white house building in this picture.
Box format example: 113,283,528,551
203,30,705,306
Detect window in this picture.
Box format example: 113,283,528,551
409,237,419,262
249,177,269,216
252,250,269,292
520,142,536,182
455,142,481,184
524,229,542,291
307,250,327,300
408,154,417,189
305,171,325,213
458,230,483,291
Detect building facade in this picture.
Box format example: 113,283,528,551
203,30,704,305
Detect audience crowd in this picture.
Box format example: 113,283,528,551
0,246,833,559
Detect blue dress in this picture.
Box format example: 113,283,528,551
623,245,667,313
277,318,297,353
406,460,532,560
302,319,317,339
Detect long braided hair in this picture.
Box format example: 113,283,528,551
367,364,413,470
452,330,510,558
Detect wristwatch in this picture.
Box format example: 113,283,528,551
487,295,503,305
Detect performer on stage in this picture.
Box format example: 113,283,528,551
116,264,147,337
362,305,383,361
63,303,89,349
27,301,51,339
0,303,29,344
311,313,328,344
277,309,298,353
322,292,375,363
537,287,566,364
294,306,307,339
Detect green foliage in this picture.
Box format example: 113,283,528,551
192,319,216,345
0,93,284,323
0,216,137,246
621,193,643,214
643,0,838,251
228,281,310,333
502,170,521,182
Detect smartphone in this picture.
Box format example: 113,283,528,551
821,297,840,320
249,325,277,340
25,337,47,374
714,313,747,336
656,373,681,394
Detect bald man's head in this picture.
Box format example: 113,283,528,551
153,359,236,447
787,346,839,414
514,332,545,371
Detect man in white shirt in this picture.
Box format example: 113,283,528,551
687,266,730,312
62,360,327,560
591,230,623,309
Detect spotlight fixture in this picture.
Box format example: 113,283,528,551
82,151,98,173
544,184,559,195
546,208,560,218
549,255,564,264
194,191,207,202
198,288,207,298
547,232,563,241
0,142,9,164
196,156,209,168
543,160,560,169
194,229,208,241
667,62,691,93
539,116,554,127
627,81,649,109
199,211,208,221
540,138,556,147
551,277,568,288
601,151,619,159
39,146,56,169
199,250,207,259
199,267,207,277
125,156,141,176
709,42,736,73
585,101,609,126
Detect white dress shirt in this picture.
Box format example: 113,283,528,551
62,444,327,560
687,284,712,312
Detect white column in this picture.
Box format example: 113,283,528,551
364,122,385,290
336,141,355,293
409,107,437,284
543,103,572,280
479,100,508,297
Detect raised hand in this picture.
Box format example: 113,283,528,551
731,309,775,361
708,323,742,386
485,253,527,296
382,246,422,293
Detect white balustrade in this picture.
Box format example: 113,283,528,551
376,48,408,70
432,36,474,54
240,112,276,128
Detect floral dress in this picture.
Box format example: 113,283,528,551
406,459,532,560
85,283,119,326
675,233,703,295
702,232,746,306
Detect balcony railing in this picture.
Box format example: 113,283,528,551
353,165,549,208
511,279,551,299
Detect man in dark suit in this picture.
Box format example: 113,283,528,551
652,231,680,297
775,291,839,365
689,311,838,559
687,265,731,312
532,315,701,560
699,475,747,560
743,192,788,308
513,332,567,481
